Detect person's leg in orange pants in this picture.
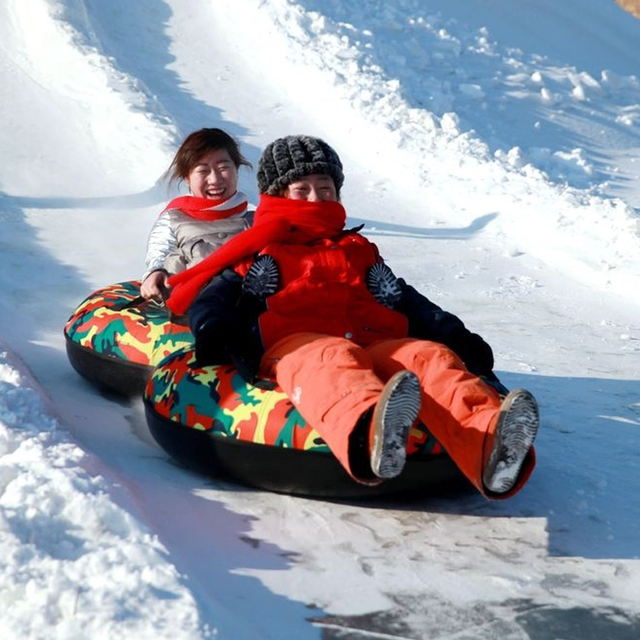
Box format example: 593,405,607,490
366,338,535,498
261,333,536,497
260,332,385,480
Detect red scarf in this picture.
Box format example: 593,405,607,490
162,191,248,220
166,194,347,314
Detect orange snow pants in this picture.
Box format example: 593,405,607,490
260,333,536,499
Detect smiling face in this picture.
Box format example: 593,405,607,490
284,174,338,202
186,148,239,200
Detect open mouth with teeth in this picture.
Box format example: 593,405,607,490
205,188,227,198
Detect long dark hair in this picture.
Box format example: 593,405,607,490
165,128,252,189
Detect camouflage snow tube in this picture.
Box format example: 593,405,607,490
64,281,194,395
144,346,466,498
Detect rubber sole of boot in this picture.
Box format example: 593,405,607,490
483,388,539,494
370,370,422,479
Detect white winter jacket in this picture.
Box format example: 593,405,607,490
143,208,253,280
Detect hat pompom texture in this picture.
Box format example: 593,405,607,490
257,135,344,195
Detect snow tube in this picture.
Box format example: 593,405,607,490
64,281,194,396
144,346,467,498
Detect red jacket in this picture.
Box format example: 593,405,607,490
245,231,409,350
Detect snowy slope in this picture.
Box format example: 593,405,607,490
1,0,640,638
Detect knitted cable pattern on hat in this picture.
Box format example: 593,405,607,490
257,135,344,195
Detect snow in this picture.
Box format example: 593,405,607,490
1,0,640,637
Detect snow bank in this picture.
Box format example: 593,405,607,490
0,347,207,640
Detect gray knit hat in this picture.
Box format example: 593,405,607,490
257,135,344,196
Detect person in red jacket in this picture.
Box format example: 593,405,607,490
167,135,539,499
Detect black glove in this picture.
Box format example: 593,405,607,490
193,317,263,383
193,319,230,367
366,262,402,308
447,331,494,377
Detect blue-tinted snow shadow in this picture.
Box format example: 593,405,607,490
5,182,168,211
511,372,640,561
0,192,85,344
349,212,497,240
374,371,640,561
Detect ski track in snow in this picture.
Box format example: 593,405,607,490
1,0,640,638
